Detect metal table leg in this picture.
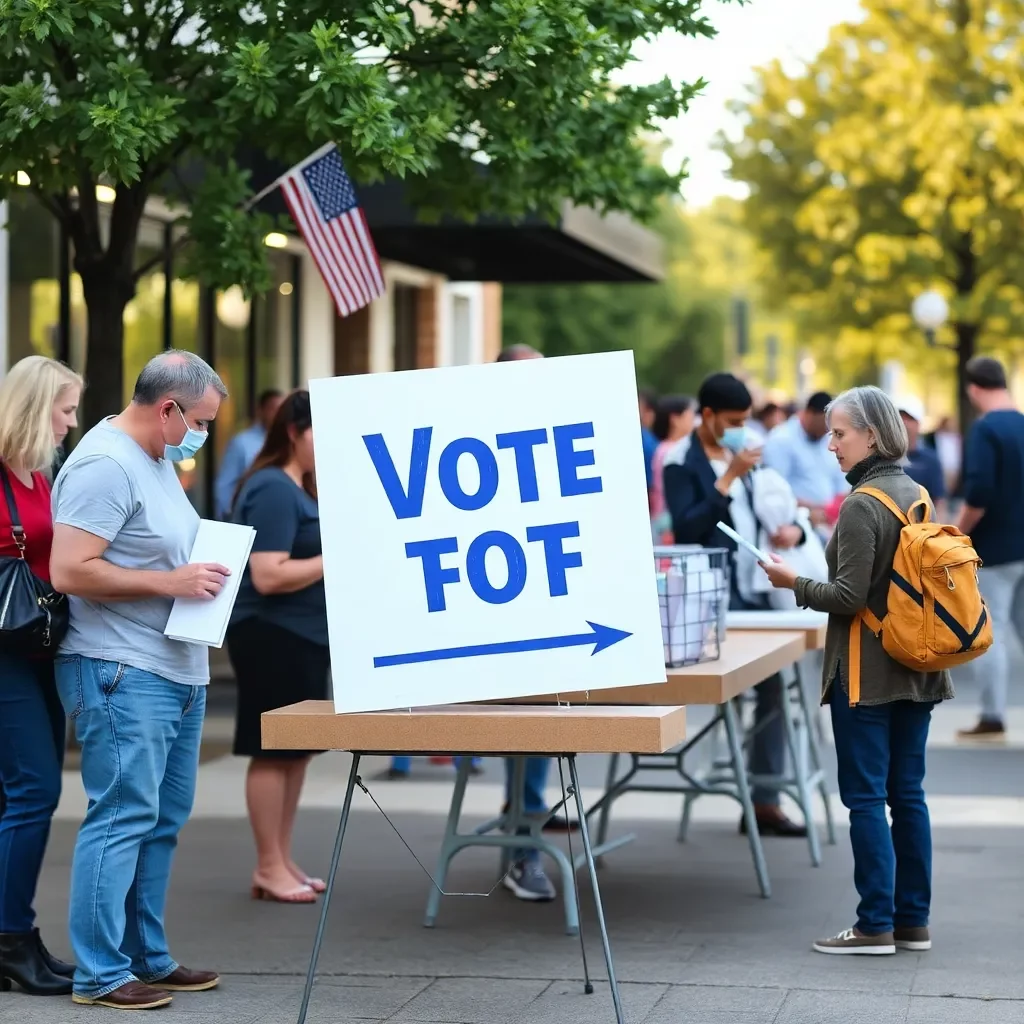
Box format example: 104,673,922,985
596,753,620,847
723,701,771,898
296,753,361,1024
780,679,822,867
794,661,837,846
569,755,625,1024
424,756,472,928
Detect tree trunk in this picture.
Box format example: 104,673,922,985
954,319,977,438
65,181,147,431
951,230,977,438
79,269,134,429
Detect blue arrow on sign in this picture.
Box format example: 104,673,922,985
373,620,632,669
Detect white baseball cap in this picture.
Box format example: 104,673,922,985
896,395,926,424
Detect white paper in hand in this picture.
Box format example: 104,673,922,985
715,521,773,565
164,520,256,648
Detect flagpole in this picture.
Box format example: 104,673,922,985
244,175,284,211
239,141,337,211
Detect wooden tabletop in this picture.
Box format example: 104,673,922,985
726,611,828,651
733,622,826,650
506,630,807,707
262,701,688,755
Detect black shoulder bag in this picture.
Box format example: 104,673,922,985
0,464,69,656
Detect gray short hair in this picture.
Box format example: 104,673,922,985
495,344,542,362
827,385,908,461
132,350,228,408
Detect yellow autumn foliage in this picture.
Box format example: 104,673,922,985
722,0,1024,407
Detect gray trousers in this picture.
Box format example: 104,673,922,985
977,562,1024,722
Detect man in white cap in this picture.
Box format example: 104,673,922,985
897,396,947,520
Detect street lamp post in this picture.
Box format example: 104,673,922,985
911,290,953,349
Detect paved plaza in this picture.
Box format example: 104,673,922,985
10,664,1024,1024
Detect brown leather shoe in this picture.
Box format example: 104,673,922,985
71,980,173,1009
148,966,219,992
739,806,808,838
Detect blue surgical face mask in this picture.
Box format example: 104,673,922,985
164,403,208,462
720,427,748,453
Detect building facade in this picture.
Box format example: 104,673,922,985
0,189,500,518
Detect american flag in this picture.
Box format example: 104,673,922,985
279,143,385,317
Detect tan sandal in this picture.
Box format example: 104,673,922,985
250,878,317,903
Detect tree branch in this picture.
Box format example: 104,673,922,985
133,231,189,282
28,186,69,224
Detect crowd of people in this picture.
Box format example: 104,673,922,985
0,343,1021,1007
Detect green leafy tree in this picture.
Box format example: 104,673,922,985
723,0,1024,429
1,0,734,424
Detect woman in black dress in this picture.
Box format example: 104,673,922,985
227,391,328,904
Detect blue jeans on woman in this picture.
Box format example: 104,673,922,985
0,651,64,932
830,688,935,936
55,655,205,1000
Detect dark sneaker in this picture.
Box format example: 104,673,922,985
894,926,931,951
812,927,895,956
956,720,1006,743
72,980,174,1009
739,810,808,838
148,966,219,992
503,859,556,902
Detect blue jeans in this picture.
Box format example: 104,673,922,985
504,757,549,815
0,652,64,932
504,757,550,864
55,655,205,999
389,756,481,773
830,689,935,936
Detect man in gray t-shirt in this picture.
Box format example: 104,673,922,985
49,351,230,1011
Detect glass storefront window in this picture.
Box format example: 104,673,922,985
4,204,299,518
5,191,61,365
121,217,167,406
212,286,251,468
255,253,297,395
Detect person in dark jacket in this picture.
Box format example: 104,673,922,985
955,357,1024,741
762,385,953,956
663,373,807,838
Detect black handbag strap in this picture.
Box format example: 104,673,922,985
0,463,26,555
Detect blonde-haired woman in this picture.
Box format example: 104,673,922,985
0,355,82,996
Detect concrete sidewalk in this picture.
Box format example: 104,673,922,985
12,799,1024,1024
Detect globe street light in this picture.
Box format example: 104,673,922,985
911,290,950,348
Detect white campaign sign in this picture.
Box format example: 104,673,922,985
310,350,666,713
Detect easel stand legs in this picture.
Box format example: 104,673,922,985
296,752,361,1024
294,752,625,1024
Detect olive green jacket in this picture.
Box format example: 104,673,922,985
794,460,955,707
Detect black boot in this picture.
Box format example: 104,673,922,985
0,932,72,995
32,929,75,979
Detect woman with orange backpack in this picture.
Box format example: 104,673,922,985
760,386,978,958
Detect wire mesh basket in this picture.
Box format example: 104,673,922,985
654,545,731,668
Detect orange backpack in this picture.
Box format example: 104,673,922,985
848,485,992,705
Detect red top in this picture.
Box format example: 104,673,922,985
0,469,53,582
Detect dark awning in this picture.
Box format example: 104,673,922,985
231,151,663,284
355,181,663,283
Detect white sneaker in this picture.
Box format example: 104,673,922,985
503,860,556,902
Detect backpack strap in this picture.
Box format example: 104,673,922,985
846,484,933,704
857,485,909,525
849,608,883,706
847,486,901,705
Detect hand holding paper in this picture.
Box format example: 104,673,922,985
715,521,773,564
164,520,256,647
164,561,232,600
